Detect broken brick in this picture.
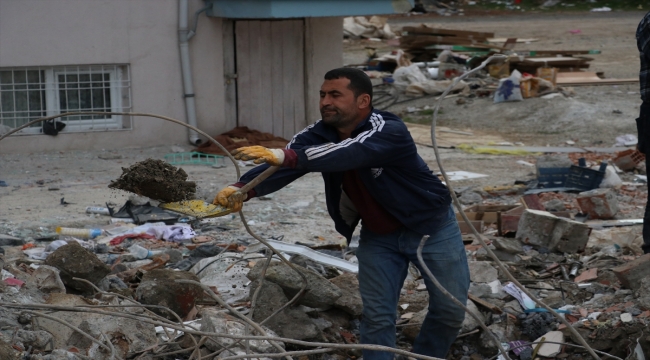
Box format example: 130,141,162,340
574,268,598,283
576,188,619,219
612,254,650,290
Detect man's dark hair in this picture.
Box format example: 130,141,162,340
324,68,373,104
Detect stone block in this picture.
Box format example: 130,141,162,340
249,280,321,340
247,261,342,308
0,340,19,360
515,209,590,253
493,238,524,254
27,265,65,294
402,309,427,340
329,273,363,317
552,217,591,254
200,308,282,353
135,269,203,320
461,300,485,333
516,209,559,248
468,261,498,283
576,188,619,219
37,293,157,359
612,253,650,290
43,241,110,293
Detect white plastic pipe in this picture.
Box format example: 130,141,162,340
179,0,201,145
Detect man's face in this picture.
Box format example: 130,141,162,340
319,78,360,128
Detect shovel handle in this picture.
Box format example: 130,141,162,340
238,165,280,194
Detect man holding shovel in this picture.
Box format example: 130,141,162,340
215,68,469,359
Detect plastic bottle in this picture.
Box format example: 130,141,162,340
128,244,164,260
129,244,152,260
86,206,111,215
56,227,102,239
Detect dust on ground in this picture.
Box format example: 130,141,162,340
345,11,646,147
108,159,196,203
1,11,648,242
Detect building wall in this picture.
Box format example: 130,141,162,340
0,0,226,153
0,1,343,154
304,17,344,124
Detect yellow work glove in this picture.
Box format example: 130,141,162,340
232,146,285,166
213,185,247,212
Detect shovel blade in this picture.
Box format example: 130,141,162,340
159,200,232,218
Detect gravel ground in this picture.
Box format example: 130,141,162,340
1,10,648,243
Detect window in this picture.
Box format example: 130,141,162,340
0,65,132,135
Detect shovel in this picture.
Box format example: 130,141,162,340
159,165,280,218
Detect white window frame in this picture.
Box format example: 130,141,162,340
50,66,124,132
1,65,131,135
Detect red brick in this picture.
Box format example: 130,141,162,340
612,253,650,290
576,188,619,219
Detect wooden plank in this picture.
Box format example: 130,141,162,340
401,35,489,46
522,57,591,66
488,38,538,43
281,20,296,140
556,71,638,86
517,50,601,56
558,79,639,86
458,220,484,234
280,20,305,140
270,21,285,138
292,19,306,137
248,21,264,132
235,21,251,128
258,21,273,134
468,294,503,314
403,26,494,38
222,20,237,130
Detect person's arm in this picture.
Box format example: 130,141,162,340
638,13,650,59
233,113,415,172
212,123,319,207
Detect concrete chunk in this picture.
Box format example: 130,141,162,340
515,209,558,248
200,308,282,353
576,188,619,219
135,269,203,320
43,241,110,293
515,209,590,253
468,261,499,283
329,273,363,317
247,261,342,308
612,253,650,290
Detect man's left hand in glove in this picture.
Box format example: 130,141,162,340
232,146,296,167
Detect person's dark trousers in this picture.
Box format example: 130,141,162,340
639,102,650,254
355,207,470,359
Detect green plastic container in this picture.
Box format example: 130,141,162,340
164,151,224,166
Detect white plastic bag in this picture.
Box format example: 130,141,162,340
597,165,623,188
494,70,523,103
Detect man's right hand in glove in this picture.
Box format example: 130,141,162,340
213,185,247,212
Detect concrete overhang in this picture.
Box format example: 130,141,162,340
205,0,414,18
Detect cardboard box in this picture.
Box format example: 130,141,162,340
458,220,484,235
456,204,522,236
536,67,558,86
488,63,510,79
520,77,539,98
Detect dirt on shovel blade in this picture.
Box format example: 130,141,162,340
108,159,196,202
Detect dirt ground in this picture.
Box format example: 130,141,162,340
1,11,649,245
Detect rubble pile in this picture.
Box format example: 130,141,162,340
354,24,636,109
0,151,649,359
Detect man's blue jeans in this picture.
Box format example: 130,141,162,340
356,207,470,359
